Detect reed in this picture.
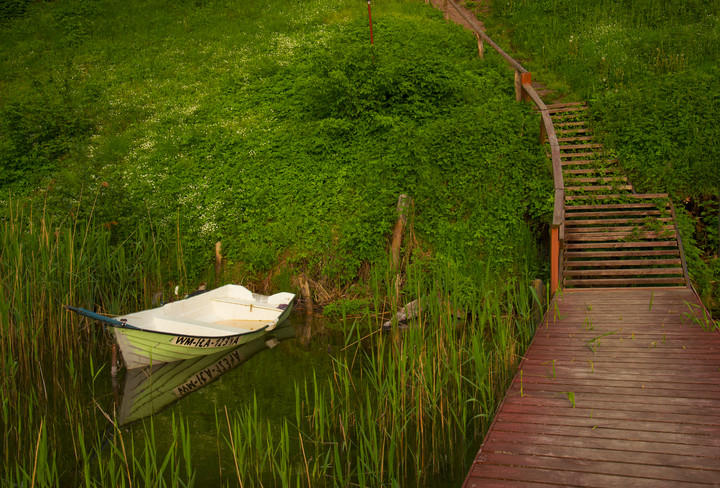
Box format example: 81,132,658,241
221,255,539,486
0,190,185,483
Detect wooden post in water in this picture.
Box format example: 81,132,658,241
111,343,118,377
390,194,411,270
550,225,559,295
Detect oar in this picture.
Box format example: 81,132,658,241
64,305,140,330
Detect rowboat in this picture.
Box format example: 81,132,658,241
117,321,296,426
66,284,295,369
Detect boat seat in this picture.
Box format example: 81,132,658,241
152,316,267,336
211,296,282,311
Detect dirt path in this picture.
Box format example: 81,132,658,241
428,0,486,33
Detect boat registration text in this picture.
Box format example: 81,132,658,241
173,335,245,348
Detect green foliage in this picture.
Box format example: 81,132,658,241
0,0,550,284
487,0,720,306
488,0,720,199
0,0,28,22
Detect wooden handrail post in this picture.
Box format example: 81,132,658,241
539,117,547,145
443,0,448,20
514,70,522,101
550,225,559,295
476,32,484,58
521,72,532,102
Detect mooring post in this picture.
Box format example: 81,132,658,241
390,194,410,270
111,343,118,377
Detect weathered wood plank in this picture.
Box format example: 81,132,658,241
564,277,686,286
566,224,675,233
559,135,595,142
566,218,672,226
564,241,679,249
563,168,619,174
468,464,710,488
483,440,720,471
560,143,604,150
566,193,669,201
557,127,590,134
559,152,599,159
564,268,684,277
547,105,589,113
565,232,676,241
564,177,629,184
554,121,588,128
564,258,682,267
478,451,720,484
565,185,634,192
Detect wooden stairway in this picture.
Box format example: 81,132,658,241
548,103,689,288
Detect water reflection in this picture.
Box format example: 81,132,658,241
115,322,296,426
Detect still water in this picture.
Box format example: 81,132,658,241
85,311,475,486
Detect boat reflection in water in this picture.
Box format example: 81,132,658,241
116,321,296,426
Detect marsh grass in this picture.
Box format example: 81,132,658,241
0,189,186,483
1,206,543,486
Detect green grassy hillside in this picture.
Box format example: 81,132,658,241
1,0,550,296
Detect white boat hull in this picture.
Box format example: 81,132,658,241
113,285,295,369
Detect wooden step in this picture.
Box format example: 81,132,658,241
560,153,603,161
564,267,683,277
564,210,665,218
564,249,681,259
566,224,675,234
548,109,587,121
565,185,633,192
547,102,587,109
564,277,687,287
565,231,676,242
561,158,617,165
557,128,590,135
565,217,673,226
565,193,668,201
564,241,679,250
564,168,620,175
564,177,628,184
565,202,669,211
558,136,595,143
559,143,604,151
564,258,682,268
555,121,587,128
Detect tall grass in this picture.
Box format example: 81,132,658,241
218,254,541,486
0,188,184,482
1,210,543,486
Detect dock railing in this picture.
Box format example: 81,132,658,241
444,0,564,295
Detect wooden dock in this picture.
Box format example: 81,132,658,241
464,287,720,487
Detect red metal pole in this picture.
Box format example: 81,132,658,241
367,0,374,45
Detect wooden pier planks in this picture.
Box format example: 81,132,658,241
464,288,720,488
